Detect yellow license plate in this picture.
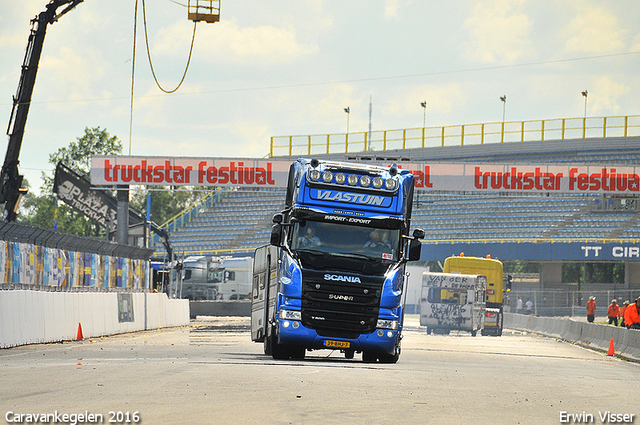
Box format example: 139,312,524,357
325,340,350,349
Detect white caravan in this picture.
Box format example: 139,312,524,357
420,272,486,336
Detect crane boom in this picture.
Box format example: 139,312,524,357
1,0,83,221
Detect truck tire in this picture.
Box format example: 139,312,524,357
267,323,291,360
362,351,377,363
290,346,306,360
271,339,291,360
263,328,272,356
378,340,401,364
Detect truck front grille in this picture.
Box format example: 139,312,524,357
300,269,384,339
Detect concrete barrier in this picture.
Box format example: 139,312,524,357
0,290,189,348
504,313,640,361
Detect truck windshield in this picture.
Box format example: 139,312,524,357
291,221,400,261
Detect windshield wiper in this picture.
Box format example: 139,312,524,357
294,249,326,256
330,252,379,261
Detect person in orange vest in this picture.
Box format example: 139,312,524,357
624,297,640,329
620,300,630,327
586,296,596,323
607,299,620,326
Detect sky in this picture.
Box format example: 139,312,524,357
1,0,639,195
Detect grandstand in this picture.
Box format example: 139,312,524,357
156,136,640,257
164,188,285,255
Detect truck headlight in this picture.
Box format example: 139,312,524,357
360,175,371,187
335,172,346,184
384,178,397,190
376,319,398,330
372,177,383,188
322,171,334,183
280,310,302,321
309,170,321,182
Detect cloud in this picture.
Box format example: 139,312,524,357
152,19,317,65
385,0,399,19
563,5,625,54
464,0,533,63
309,84,357,120
382,84,466,117
39,46,106,104
632,33,640,52
227,120,272,156
589,76,627,114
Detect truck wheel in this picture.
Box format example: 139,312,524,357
290,346,306,360
471,330,477,337
271,340,291,360
362,351,377,363
378,341,401,364
426,327,432,335
344,350,355,359
267,323,291,360
263,329,272,356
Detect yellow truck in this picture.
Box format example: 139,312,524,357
442,254,510,336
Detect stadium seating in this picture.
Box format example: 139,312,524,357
156,137,640,255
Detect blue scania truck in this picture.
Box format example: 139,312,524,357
251,158,423,363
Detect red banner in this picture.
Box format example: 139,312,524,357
91,156,290,187
91,156,640,195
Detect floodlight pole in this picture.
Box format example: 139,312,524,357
500,95,507,123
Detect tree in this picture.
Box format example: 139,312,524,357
503,260,539,275
18,126,209,237
43,126,123,189
18,127,122,236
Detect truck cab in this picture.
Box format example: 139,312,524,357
251,158,423,363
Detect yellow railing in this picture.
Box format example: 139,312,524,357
269,115,640,157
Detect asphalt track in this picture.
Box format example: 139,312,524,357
1,316,638,425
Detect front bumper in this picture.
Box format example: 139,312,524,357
276,317,401,355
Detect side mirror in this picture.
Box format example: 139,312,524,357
413,228,425,239
408,238,422,261
272,213,283,224
270,223,283,246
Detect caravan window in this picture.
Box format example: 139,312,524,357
252,275,259,299
427,288,467,305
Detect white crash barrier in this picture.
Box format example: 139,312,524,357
504,313,640,361
0,290,189,348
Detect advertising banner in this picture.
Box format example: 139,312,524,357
55,162,150,233
55,163,119,232
399,163,640,195
422,241,640,262
91,156,640,195
91,156,290,188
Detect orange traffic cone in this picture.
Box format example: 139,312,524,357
607,338,615,356
76,323,84,341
